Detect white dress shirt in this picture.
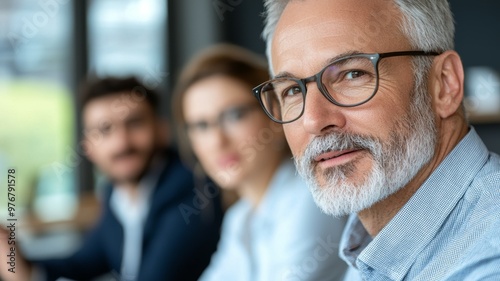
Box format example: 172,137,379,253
110,162,163,281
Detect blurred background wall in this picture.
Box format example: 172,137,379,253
0,0,498,275
451,0,500,155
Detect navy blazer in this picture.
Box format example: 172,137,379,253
34,151,223,281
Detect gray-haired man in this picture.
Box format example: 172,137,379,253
253,0,500,280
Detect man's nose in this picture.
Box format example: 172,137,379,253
301,83,347,136
109,125,133,150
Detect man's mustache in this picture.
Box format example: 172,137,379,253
111,148,142,162
305,132,378,159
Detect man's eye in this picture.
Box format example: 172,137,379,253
99,125,112,135
283,86,302,97
345,70,366,80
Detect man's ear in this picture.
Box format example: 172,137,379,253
81,136,96,162
429,50,465,119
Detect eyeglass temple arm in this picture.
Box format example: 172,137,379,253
379,51,442,59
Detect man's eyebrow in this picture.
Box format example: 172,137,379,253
274,71,296,79
124,112,144,121
273,50,363,79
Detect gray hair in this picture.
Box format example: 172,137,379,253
262,0,455,71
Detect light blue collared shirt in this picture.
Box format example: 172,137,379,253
199,160,348,281
340,128,500,281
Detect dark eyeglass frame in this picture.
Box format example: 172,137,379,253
252,50,441,124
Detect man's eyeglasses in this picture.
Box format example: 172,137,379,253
252,51,441,124
185,104,259,137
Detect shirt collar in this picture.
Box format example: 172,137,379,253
340,127,490,280
110,157,165,224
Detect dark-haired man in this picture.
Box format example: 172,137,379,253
0,77,223,281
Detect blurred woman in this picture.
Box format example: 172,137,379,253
173,44,347,281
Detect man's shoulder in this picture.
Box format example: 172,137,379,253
424,152,500,279
479,152,500,190
441,216,500,280
159,150,194,180
149,151,198,207
451,150,500,241
407,151,500,280
464,151,500,217
409,197,500,280
476,151,500,179
153,151,198,196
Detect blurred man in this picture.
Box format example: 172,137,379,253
253,0,500,280
0,77,223,281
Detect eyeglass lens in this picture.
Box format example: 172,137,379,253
259,56,378,122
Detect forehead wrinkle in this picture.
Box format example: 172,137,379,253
274,18,353,46
274,23,359,64
271,0,410,81
273,0,397,44
272,17,372,75
272,0,406,52
272,33,352,78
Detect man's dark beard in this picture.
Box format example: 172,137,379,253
111,146,157,184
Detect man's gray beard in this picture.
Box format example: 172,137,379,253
294,86,437,217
